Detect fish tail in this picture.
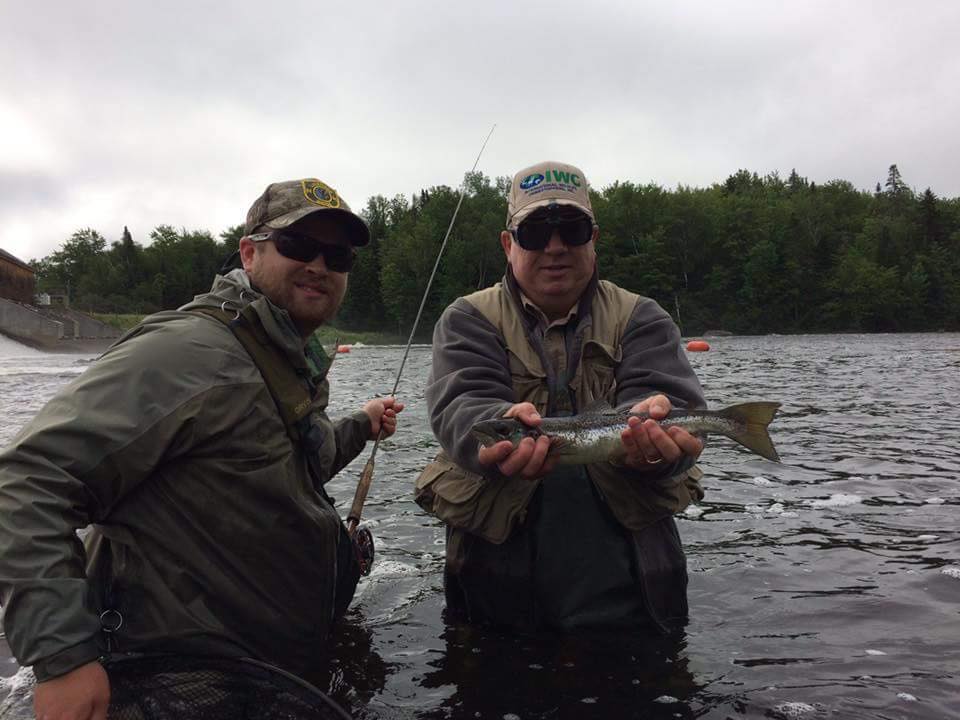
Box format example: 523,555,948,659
718,402,782,462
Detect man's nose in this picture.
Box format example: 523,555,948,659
544,229,566,252
304,251,329,273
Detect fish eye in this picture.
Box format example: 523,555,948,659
494,421,510,435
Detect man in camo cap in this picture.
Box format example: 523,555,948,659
0,177,403,717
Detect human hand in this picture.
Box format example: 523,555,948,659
363,396,405,440
477,402,555,479
34,661,110,720
620,394,703,470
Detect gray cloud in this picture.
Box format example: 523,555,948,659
2,0,958,262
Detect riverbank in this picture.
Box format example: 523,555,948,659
0,333,117,355
93,314,407,345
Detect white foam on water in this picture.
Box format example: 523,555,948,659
0,335,44,357
0,666,36,719
580,697,598,704
748,500,794,516
752,476,774,486
897,692,918,701
925,497,946,504
916,535,939,541
366,560,418,578
806,493,862,508
865,649,887,656
0,666,35,693
684,505,704,518
654,695,679,703
772,702,817,718
0,366,86,377
503,714,521,720
940,566,960,579
353,560,420,603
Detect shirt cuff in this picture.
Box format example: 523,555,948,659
32,638,103,682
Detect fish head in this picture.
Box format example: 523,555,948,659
470,418,537,448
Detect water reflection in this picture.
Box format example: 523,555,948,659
419,624,699,720
311,621,390,720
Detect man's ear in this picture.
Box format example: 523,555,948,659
500,230,513,257
239,237,257,271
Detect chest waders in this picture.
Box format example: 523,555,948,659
191,306,371,617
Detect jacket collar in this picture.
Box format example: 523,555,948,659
181,269,311,372
503,264,600,331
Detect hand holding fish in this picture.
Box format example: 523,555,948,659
476,402,556,479
620,394,704,470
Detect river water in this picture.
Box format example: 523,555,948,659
0,332,958,719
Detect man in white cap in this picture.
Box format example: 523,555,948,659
0,177,403,718
417,161,705,631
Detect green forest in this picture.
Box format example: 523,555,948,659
31,165,960,336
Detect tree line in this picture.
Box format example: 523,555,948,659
31,165,960,335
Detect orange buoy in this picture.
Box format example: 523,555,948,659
337,344,351,353
686,340,710,352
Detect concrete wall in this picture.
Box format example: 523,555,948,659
40,308,120,339
34,309,77,338
0,298,63,347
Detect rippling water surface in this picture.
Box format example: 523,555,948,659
1,332,958,719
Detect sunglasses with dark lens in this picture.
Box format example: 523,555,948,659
248,230,355,272
510,214,594,252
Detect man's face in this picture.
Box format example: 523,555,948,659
500,210,598,320
239,213,351,338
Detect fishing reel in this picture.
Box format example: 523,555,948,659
352,525,375,576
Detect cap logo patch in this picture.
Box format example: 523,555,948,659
519,173,545,190
519,169,582,200
302,179,341,209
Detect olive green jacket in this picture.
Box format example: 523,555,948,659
416,269,705,544
0,270,370,681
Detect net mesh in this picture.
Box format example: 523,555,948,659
105,655,351,720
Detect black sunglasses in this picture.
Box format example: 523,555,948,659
510,212,594,252
247,230,355,273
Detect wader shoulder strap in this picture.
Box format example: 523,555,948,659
190,307,362,614
189,306,312,446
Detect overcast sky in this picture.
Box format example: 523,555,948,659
2,0,958,263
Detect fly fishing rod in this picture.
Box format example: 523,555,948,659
346,124,497,539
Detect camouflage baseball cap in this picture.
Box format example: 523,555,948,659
244,178,370,246
506,161,594,229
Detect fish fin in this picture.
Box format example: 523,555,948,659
580,398,616,415
718,402,782,463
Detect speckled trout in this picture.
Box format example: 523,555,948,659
471,401,781,464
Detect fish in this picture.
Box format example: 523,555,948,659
471,401,782,464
